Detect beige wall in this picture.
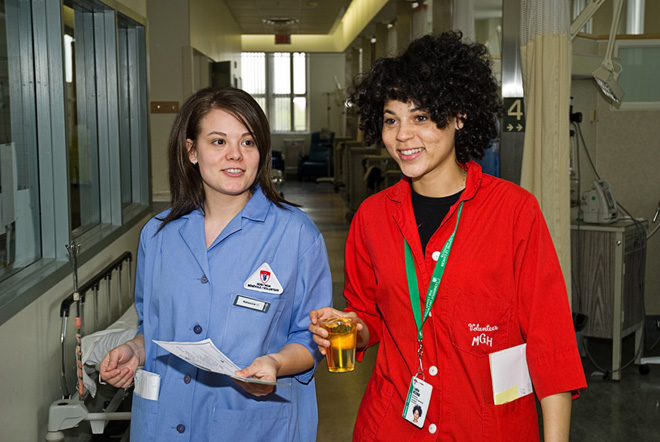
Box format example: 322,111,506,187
584,0,659,35
308,53,347,137
147,0,190,201
645,1,660,34
189,0,241,68
112,0,147,19
571,36,660,314
148,0,242,202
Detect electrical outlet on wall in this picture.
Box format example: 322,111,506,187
590,109,598,123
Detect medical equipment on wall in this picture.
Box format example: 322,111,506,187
580,180,619,224
570,0,626,103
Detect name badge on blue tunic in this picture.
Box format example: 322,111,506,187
233,294,271,313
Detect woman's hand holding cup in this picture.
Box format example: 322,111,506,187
309,308,368,356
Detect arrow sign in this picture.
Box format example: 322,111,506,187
503,98,526,133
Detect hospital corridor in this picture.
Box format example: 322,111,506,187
1,0,660,441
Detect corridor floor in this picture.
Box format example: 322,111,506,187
282,179,660,442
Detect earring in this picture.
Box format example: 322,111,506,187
192,160,198,165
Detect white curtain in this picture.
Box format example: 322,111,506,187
519,0,573,304
452,0,475,41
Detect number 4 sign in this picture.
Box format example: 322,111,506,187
503,97,525,133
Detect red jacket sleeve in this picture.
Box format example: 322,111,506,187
513,194,587,400
343,206,383,360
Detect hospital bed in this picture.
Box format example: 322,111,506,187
46,252,137,442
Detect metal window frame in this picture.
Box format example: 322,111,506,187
263,52,309,133
117,14,150,209
5,0,41,261
35,0,71,260
0,0,151,326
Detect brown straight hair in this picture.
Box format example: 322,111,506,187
157,87,295,231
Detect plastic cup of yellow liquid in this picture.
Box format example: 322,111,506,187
320,317,357,373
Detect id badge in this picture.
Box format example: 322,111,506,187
402,376,433,428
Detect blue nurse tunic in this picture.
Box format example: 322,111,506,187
130,188,333,441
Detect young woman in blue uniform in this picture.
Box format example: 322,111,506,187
100,87,333,441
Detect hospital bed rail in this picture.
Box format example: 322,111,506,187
47,251,133,442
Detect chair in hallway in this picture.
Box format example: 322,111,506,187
298,130,334,180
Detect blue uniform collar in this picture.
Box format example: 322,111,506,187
178,187,272,261
240,186,270,223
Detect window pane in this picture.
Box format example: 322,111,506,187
293,97,306,132
254,96,266,114
272,97,291,132
117,20,132,207
618,46,660,102
64,3,101,232
0,0,41,281
241,53,266,95
240,51,308,133
273,53,291,94
293,53,306,94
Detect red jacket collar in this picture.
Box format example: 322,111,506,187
385,160,483,204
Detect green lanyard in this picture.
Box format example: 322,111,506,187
404,202,463,376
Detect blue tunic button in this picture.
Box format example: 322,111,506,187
194,325,203,334
176,424,185,433
184,374,191,384
200,275,208,284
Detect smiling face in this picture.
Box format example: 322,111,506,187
187,108,260,205
382,99,463,196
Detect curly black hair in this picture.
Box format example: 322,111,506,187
349,31,502,163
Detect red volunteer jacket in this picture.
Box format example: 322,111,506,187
345,162,586,442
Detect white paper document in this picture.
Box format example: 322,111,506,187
154,339,289,386
488,343,533,405
134,368,161,400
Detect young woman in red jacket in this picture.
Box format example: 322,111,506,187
309,31,586,442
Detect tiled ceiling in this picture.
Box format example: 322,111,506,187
223,0,355,35
223,0,503,35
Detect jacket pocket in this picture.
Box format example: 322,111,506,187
211,403,288,440
481,394,539,441
450,291,510,356
353,373,396,442
130,393,159,441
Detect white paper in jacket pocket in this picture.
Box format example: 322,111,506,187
489,343,533,405
134,368,160,401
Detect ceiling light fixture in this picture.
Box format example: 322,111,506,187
262,18,298,27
